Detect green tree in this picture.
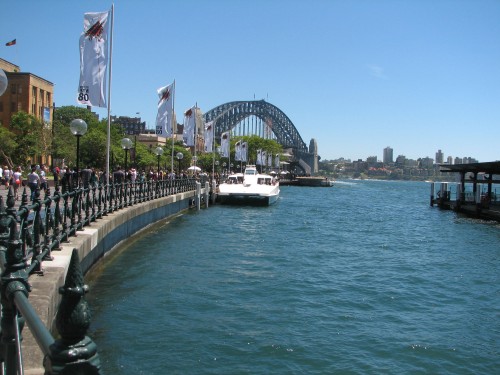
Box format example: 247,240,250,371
9,111,50,167
0,126,18,168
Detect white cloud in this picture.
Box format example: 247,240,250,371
367,64,387,79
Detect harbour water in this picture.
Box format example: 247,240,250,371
86,180,499,374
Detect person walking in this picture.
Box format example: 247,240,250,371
3,166,12,190
12,166,22,200
39,164,48,192
27,165,40,201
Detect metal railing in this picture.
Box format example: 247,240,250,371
0,177,205,374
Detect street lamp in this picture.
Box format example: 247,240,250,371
154,146,164,174
70,119,88,186
176,152,183,175
121,137,133,174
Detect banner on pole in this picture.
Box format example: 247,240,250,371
77,10,111,108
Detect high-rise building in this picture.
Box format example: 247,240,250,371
435,149,444,164
383,146,393,164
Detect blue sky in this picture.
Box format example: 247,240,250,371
2,0,500,162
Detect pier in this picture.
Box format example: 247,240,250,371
430,161,500,222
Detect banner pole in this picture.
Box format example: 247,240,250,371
106,3,115,185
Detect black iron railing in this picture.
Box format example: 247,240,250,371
0,177,204,374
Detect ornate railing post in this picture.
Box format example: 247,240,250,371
43,187,55,261
0,187,30,374
44,249,101,374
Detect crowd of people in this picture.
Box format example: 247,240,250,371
1,163,203,202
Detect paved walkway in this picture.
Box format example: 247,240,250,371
0,185,30,211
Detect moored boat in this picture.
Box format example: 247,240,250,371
218,165,280,206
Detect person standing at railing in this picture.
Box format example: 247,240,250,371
27,165,40,201
113,166,125,184
81,166,92,188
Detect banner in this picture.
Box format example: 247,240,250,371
256,149,262,165
155,82,175,137
234,141,241,161
221,131,230,157
183,105,196,146
275,154,280,168
204,121,213,152
241,142,248,162
78,10,110,107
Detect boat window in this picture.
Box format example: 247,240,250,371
245,170,256,175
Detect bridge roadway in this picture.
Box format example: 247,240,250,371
0,185,205,374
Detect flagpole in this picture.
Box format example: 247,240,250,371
194,102,198,171
106,4,114,186
171,80,175,175
212,120,215,182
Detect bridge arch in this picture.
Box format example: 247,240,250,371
203,100,317,174
203,100,307,152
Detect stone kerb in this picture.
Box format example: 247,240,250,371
22,190,196,374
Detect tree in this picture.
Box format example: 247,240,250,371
53,106,127,171
0,126,17,168
9,111,51,167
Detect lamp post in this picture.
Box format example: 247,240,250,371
154,146,164,174
121,137,133,174
70,119,88,186
176,152,183,176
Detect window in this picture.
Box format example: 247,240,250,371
11,84,16,94
11,102,16,112
0,102,3,112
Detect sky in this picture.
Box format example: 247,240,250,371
2,0,500,163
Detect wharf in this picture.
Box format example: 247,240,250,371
280,176,334,187
431,161,500,222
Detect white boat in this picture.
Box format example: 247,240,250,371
218,165,280,206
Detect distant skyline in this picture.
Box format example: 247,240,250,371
2,0,499,163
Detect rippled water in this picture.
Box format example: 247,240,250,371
87,180,499,374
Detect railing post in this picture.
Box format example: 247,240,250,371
44,249,101,374
0,189,30,375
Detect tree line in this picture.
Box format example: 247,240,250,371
0,106,283,174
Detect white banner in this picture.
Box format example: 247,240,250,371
241,142,248,162
221,131,230,157
155,82,175,137
183,105,196,146
78,10,110,108
256,149,262,165
204,121,213,152
234,141,241,161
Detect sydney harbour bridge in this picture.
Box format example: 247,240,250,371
203,100,319,175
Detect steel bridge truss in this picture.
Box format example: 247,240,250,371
203,100,308,153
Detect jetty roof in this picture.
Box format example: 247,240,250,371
439,161,500,174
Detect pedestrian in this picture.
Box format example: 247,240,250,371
113,166,125,184
12,166,22,200
81,165,92,189
3,166,12,190
27,165,40,201
39,164,47,192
